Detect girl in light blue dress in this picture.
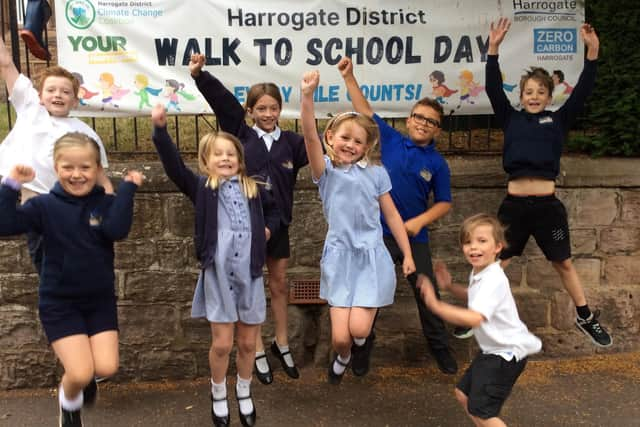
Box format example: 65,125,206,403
151,104,280,427
300,71,416,384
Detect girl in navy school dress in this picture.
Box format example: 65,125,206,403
300,70,416,384
189,54,308,384
151,104,280,427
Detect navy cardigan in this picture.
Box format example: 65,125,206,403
152,126,280,278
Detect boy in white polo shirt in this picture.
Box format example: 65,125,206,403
420,213,541,426
0,37,111,272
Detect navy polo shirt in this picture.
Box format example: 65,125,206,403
374,114,452,243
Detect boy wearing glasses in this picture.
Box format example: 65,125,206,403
338,57,457,375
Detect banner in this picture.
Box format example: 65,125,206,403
56,1,586,117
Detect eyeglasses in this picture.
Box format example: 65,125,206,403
411,113,440,128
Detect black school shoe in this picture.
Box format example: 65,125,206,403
327,354,350,385
59,405,82,427
431,348,458,375
82,378,97,407
453,326,474,339
270,341,300,379
576,309,613,348
254,353,273,385
351,332,375,376
236,394,256,427
210,393,230,427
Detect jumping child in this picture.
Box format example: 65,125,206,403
486,18,611,347
0,132,143,427
420,213,542,427
189,53,308,384
151,104,280,427
300,70,415,384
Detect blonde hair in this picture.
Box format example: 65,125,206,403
198,131,259,199
323,112,380,165
53,132,102,165
37,66,79,99
134,74,149,87
459,213,508,250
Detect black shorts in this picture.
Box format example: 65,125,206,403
497,194,571,262
266,225,290,259
457,353,527,419
39,295,119,344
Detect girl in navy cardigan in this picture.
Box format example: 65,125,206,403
189,54,307,384
151,104,279,427
0,132,142,427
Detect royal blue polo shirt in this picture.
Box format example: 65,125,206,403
373,114,452,244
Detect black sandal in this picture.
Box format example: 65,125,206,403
327,353,350,385
236,394,256,427
210,393,230,427
254,353,273,385
270,341,300,379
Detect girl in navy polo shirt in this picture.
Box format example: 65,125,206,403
189,54,308,385
300,70,415,384
0,132,142,427
151,104,280,427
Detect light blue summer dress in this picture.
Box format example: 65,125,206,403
315,156,397,307
191,178,266,324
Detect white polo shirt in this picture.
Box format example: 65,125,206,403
468,262,542,361
0,74,108,194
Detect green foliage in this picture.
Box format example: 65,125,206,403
567,0,640,156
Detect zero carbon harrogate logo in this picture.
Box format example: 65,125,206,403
65,0,96,30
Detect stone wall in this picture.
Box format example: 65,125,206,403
1,155,639,389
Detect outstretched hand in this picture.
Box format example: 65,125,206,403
489,17,511,48
433,261,452,291
301,70,320,96
8,164,35,184
337,57,354,78
417,274,437,308
124,170,145,186
580,23,599,59
189,54,206,77
151,104,167,127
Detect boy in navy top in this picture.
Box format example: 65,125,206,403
486,18,611,347
338,57,457,375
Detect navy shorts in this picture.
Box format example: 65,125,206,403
498,194,571,262
266,225,290,259
39,295,118,344
457,353,527,419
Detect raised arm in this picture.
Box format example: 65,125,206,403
0,37,20,96
486,18,513,126
337,57,374,118
300,70,326,180
100,171,142,241
189,53,246,136
0,165,37,236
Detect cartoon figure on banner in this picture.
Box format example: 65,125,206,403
98,72,129,110
163,79,196,112
72,72,98,107
458,69,484,106
133,74,162,111
428,70,458,105
552,69,574,105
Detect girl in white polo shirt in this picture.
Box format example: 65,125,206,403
420,213,541,426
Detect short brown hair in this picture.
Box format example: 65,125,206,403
519,67,554,99
459,213,508,250
36,66,80,98
410,97,444,122
244,83,282,111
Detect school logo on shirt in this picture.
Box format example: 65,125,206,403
539,116,553,124
89,211,102,227
281,160,294,170
420,169,432,182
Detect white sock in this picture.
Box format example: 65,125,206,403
333,353,351,375
255,351,270,373
353,337,366,347
211,378,228,417
59,384,83,411
236,375,254,415
276,341,295,368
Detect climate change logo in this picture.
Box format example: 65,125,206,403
65,0,96,30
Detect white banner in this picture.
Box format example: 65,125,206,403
56,0,585,117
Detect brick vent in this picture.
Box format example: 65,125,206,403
288,279,326,305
